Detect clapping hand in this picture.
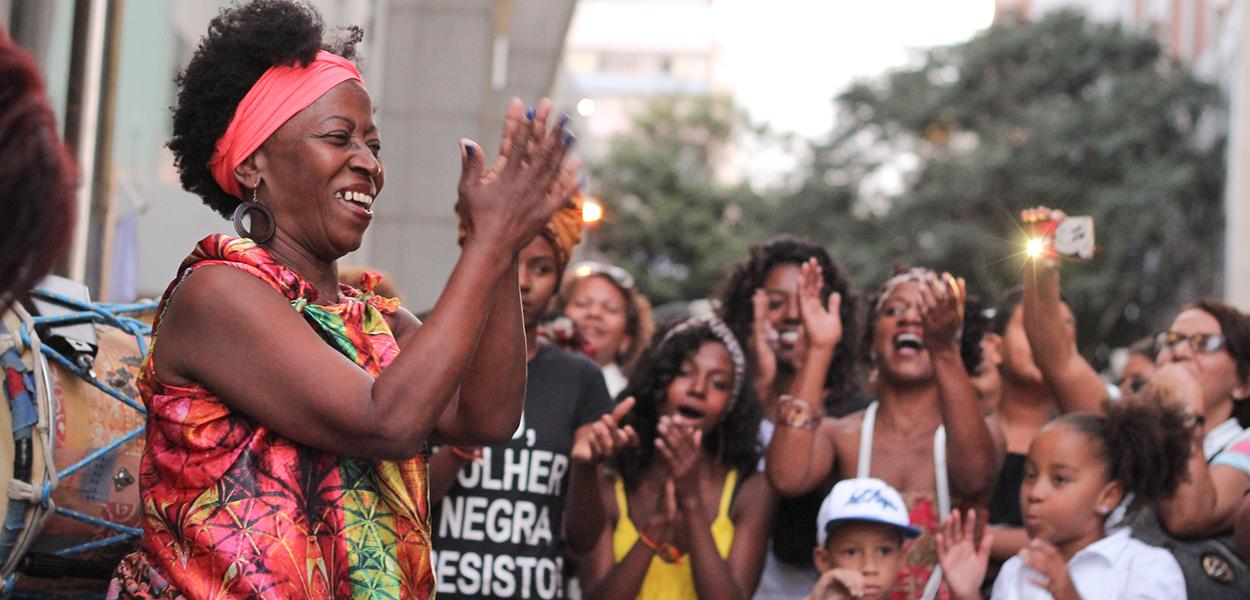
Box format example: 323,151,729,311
918,271,966,349
796,258,843,353
456,98,582,253
656,415,703,497
751,288,779,394
571,397,641,464
1020,538,1081,600
936,509,993,600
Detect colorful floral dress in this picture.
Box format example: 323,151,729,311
108,235,435,599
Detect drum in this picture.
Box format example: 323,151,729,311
0,288,156,595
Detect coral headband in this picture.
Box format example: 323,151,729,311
208,50,364,199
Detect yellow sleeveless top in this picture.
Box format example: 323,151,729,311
611,470,738,600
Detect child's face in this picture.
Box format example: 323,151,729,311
813,521,903,600
1020,424,1121,547
661,341,735,432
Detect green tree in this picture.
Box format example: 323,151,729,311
786,9,1225,359
590,95,771,306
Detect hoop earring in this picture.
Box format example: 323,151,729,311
232,189,275,244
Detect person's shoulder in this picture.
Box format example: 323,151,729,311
1211,426,1250,476
1118,535,1187,595
538,343,601,373
825,409,863,438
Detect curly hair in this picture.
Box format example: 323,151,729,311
170,0,362,217
1053,398,1193,510
0,31,76,309
716,235,861,402
615,320,762,489
556,272,655,374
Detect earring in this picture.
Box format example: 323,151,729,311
232,188,275,244
1097,505,1111,515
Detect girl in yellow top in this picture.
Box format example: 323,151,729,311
580,315,778,599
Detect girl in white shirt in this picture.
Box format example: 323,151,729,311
935,398,1194,600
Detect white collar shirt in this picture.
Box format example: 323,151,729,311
990,528,1186,600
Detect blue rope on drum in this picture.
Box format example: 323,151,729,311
4,294,158,562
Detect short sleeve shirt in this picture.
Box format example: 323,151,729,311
431,344,612,599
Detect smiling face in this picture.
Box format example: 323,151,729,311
760,263,808,368
1157,308,1248,420
813,521,903,600
1020,423,1121,551
249,80,383,259
872,280,934,385
660,340,735,432
564,275,630,366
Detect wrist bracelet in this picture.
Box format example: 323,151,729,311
638,531,682,565
777,394,824,431
448,445,483,462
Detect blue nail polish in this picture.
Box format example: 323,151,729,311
526,107,536,121
558,113,571,128
563,132,576,147
578,175,587,189
465,145,475,158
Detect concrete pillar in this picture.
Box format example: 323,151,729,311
1226,0,1250,310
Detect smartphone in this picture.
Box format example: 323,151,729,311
1031,216,1095,260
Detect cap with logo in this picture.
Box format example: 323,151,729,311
816,477,923,546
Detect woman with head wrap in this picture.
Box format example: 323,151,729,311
428,193,639,599
106,1,579,598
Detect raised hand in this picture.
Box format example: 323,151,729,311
456,97,581,254
1145,363,1205,417
640,478,681,559
936,509,993,600
571,397,641,464
656,415,703,493
797,258,843,353
1020,538,1080,600
751,288,779,395
804,568,865,600
918,271,966,349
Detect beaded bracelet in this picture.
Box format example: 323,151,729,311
777,394,823,431
638,531,683,565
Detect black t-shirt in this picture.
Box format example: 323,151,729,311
432,344,613,599
770,389,871,567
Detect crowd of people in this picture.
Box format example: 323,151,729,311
4,0,1250,598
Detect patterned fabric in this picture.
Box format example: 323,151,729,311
888,493,948,600
108,235,434,600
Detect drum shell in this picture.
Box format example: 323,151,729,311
0,313,148,592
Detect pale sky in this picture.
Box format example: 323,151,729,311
714,0,998,139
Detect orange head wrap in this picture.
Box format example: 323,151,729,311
208,51,364,199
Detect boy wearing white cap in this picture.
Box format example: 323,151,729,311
806,478,923,600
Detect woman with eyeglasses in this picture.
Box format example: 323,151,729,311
1123,299,1250,599
1150,301,1250,533
560,262,654,397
